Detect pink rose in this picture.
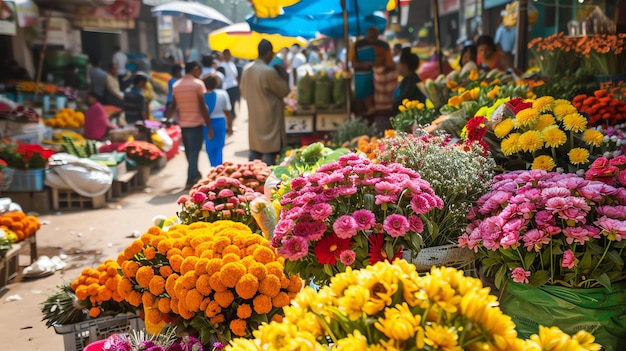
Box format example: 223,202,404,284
217,189,235,198
191,191,207,204
618,170,626,186
590,157,609,169
511,267,531,284
609,155,626,167
561,249,576,269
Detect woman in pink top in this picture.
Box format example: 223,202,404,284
83,91,117,141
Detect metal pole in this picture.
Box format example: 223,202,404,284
341,0,351,118
34,9,53,102
432,0,443,74
516,0,528,71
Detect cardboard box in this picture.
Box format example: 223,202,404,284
315,113,349,131
285,115,314,134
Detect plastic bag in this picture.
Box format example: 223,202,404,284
500,281,626,351
314,71,333,108
152,128,173,152
297,72,315,105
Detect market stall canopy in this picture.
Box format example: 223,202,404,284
151,1,232,25
208,22,307,60
246,0,300,18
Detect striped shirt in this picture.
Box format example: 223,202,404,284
172,75,207,128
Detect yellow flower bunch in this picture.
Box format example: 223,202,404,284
116,220,302,343
391,99,437,132
71,259,126,318
225,260,599,351
447,87,480,108
491,96,606,171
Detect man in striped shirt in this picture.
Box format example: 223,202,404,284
165,61,213,188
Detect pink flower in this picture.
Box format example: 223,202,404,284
408,215,424,233
590,157,610,169
511,267,531,284
339,250,356,265
410,194,432,214
595,216,626,241
375,194,398,204
283,207,304,220
561,249,576,269
352,209,376,230
217,189,235,198
278,236,309,260
191,191,207,204
274,219,295,237
522,229,550,252
500,231,520,249
201,201,215,211
562,226,599,245
176,195,190,205
332,215,358,239
609,155,626,167
293,220,326,241
310,203,333,221
596,205,626,219
383,214,410,237
337,186,358,196
618,170,626,186
320,188,339,202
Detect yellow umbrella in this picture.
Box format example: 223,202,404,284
209,22,308,60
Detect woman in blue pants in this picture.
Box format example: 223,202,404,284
202,74,233,167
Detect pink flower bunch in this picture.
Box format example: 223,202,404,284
273,153,443,284
585,155,626,186
177,177,263,231
459,169,626,289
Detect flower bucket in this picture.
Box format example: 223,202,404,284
5,168,45,192
0,167,14,191
500,281,626,351
136,166,150,187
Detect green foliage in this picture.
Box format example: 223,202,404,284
331,117,377,146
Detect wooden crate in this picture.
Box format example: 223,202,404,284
108,170,137,199
51,188,106,211
0,244,21,292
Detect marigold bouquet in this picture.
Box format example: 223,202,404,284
459,170,626,290
177,178,264,233
225,260,600,351
116,221,302,343
0,139,55,169
273,153,442,284
466,96,612,171
124,141,163,166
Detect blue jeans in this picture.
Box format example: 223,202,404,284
249,150,279,166
204,118,226,167
181,125,205,186
226,87,240,119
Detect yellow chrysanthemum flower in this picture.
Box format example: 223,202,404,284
501,133,522,156
535,114,556,130
494,118,515,139
337,285,369,321
424,324,462,351
542,126,568,148
562,113,587,132
583,129,604,147
531,155,556,171
568,148,590,165
515,108,540,128
374,302,422,341
552,99,577,120
532,96,554,113
518,130,544,152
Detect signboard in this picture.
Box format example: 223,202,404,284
158,15,173,44
464,0,477,19
40,17,70,47
0,0,17,35
14,0,38,27
74,0,141,29
437,0,460,16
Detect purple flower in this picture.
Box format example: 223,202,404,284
352,209,376,230
383,214,410,237
561,249,576,269
339,249,356,265
332,215,358,239
511,267,531,284
310,203,333,220
278,236,309,260
144,346,165,351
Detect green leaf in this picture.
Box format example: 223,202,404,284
495,265,508,290
591,272,612,291
323,264,334,278
384,241,395,261
363,194,375,211
579,249,593,273
523,251,537,270
529,270,550,287
606,250,624,266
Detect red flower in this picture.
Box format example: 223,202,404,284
313,234,353,265
367,233,402,264
465,116,489,146
506,97,533,114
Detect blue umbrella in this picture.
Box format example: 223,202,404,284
151,1,232,25
246,0,389,39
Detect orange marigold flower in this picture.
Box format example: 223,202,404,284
97,286,112,302
184,288,203,312
165,274,179,296
146,307,163,324
287,275,303,293
220,262,246,288
235,273,259,300
222,245,241,257
169,254,184,272
144,246,156,260
117,278,133,296
157,239,173,255
222,253,240,265
180,256,200,275
210,314,225,324
170,298,180,315
205,300,222,317
236,304,252,319
253,246,275,264
121,261,139,278
181,246,195,258
271,314,283,323
87,283,100,296
195,258,209,275
214,290,235,308
200,297,211,311
142,291,157,307
117,253,126,266
75,286,89,301
241,256,256,268
209,272,228,292
265,262,283,277
105,276,120,291
157,297,172,313
247,262,267,281
205,258,222,276
159,266,173,278
112,290,123,303
127,291,142,307
89,307,101,318
280,276,290,289
252,294,272,314
147,226,162,235
196,274,213,296
149,275,166,296
136,266,155,288
181,271,198,290
177,302,195,320
259,275,281,297
213,237,232,254
230,319,248,337
106,265,118,277
166,248,183,260
272,292,290,307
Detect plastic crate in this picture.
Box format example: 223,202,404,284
53,313,144,351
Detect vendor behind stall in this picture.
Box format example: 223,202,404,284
123,74,147,125
84,91,118,141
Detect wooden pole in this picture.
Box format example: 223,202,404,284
515,0,529,72
34,8,53,102
432,0,443,74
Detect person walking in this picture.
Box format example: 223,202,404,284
89,59,107,101
165,61,213,188
240,39,290,166
202,74,233,167
218,49,240,121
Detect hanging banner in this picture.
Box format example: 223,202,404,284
158,15,173,44
0,0,17,35
437,0,460,16
14,0,38,27
33,17,70,47
73,0,141,29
